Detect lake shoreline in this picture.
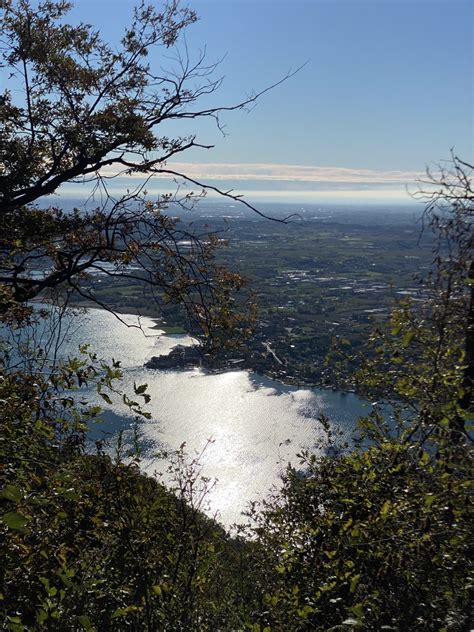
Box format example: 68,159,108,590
24,303,368,527
31,298,349,391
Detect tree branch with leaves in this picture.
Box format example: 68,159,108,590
0,0,294,344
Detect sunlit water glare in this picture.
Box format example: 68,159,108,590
14,307,370,526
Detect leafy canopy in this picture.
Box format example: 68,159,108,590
0,0,291,342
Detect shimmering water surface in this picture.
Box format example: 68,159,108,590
19,307,371,526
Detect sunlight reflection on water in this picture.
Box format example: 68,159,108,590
28,306,370,527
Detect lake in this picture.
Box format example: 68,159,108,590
7,306,371,526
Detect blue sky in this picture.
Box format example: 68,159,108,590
65,1,474,202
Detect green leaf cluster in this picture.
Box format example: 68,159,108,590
0,360,250,631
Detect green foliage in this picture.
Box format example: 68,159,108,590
0,354,249,631
0,0,258,347
240,157,473,630
1,2,472,623
329,157,472,443
1,155,473,629
244,435,472,631
4,308,471,631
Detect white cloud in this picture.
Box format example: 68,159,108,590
99,161,424,186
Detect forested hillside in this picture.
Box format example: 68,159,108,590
1,1,472,629
2,169,472,629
